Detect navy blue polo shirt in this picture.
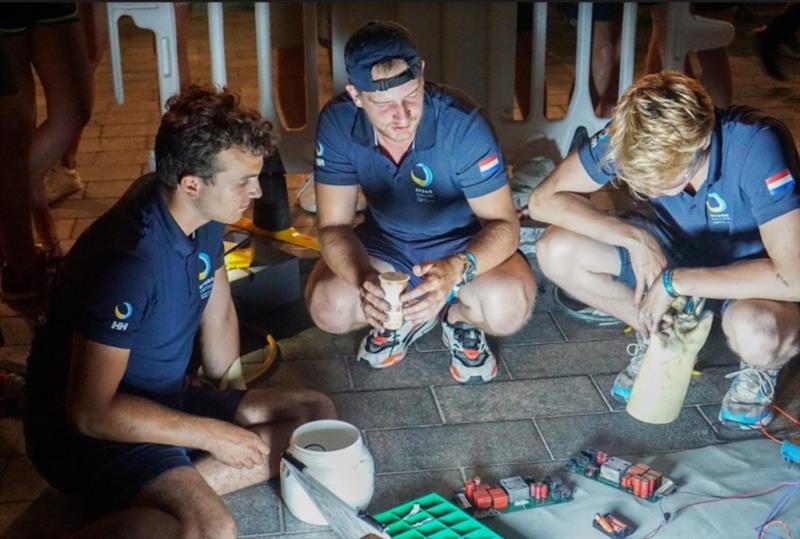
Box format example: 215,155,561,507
314,83,508,243
30,174,224,395
577,106,799,266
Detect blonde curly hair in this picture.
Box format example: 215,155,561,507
607,71,715,198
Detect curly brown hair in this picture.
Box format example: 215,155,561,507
155,85,274,189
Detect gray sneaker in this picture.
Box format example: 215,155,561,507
718,362,779,430
610,331,648,404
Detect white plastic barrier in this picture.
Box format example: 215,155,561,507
107,2,735,171
107,2,180,111
661,3,736,71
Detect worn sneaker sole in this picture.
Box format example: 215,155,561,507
358,317,438,369
449,358,498,385
718,408,775,431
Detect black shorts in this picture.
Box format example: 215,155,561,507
0,3,79,34
24,382,246,514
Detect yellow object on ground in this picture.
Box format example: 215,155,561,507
197,334,280,389
233,217,320,251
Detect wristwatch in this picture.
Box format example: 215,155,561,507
447,251,477,303
456,251,478,286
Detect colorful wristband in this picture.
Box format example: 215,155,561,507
662,269,679,298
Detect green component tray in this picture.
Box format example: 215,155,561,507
374,492,503,539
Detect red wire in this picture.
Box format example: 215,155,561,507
760,404,800,444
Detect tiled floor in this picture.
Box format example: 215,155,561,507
1,3,799,538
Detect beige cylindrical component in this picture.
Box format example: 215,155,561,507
627,297,713,424
379,272,409,330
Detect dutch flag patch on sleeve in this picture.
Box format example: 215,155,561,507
478,153,500,178
764,169,796,196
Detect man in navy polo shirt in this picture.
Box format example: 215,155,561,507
24,86,335,537
306,21,536,384
529,71,799,430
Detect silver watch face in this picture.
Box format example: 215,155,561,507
461,253,477,284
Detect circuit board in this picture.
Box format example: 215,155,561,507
564,449,677,503
453,475,574,519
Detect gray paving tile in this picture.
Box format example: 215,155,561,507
593,365,733,411
249,358,351,393
278,327,367,361
464,461,566,485
536,408,717,459
0,319,33,347
366,421,549,474
0,492,85,539
282,502,331,535
369,469,464,513
223,480,282,536
0,457,48,502
0,419,25,457
550,311,630,342
696,324,739,368
348,350,510,391
486,312,566,348
500,338,633,379
434,377,607,423
699,397,800,444
331,388,442,430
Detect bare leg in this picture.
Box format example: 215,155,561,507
722,299,800,370
590,19,621,117
66,467,238,539
195,387,336,495
27,21,91,253
446,252,536,336
645,4,667,74
175,2,192,90
0,37,36,274
693,7,735,108
536,226,640,329
305,256,395,334
61,2,107,169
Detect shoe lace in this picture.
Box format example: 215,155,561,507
725,366,777,402
295,174,314,199
453,325,484,351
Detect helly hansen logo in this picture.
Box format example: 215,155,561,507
111,321,129,331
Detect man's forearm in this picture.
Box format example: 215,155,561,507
318,225,376,288
531,191,642,249
673,259,800,302
465,218,519,274
199,301,239,382
74,391,229,452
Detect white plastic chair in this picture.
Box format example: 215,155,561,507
661,3,735,71
107,2,180,111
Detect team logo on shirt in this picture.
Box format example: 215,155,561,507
411,163,434,187
198,252,212,281
705,193,727,214
590,129,609,148
706,192,731,225
111,302,132,331
198,252,214,300
764,169,795,197
315,142,325,168
478,153,500,178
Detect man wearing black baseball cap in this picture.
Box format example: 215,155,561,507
306,21,535,384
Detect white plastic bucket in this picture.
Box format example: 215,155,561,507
280,420,375,525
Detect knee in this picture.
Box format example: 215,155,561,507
723,303,782,366
535,228,573,280
296,388,337,422
307,284,357,334
183,508,237,539
480,283,534,336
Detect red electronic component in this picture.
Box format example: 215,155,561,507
474,488,492,510
488,487,508,510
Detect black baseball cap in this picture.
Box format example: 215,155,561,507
344,20,422,92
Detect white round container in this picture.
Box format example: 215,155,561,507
280,420,375,525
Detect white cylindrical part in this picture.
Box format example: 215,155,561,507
280,420,374,525
379,272,409,330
